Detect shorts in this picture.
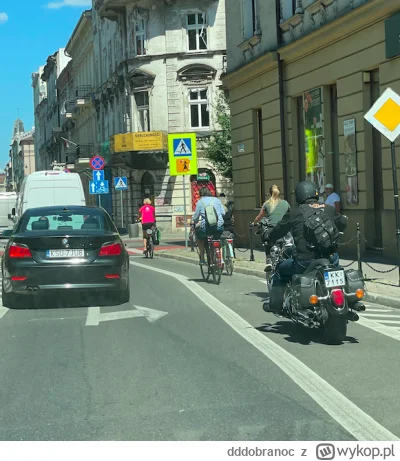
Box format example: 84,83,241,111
195,227,223,241
142,222,155,239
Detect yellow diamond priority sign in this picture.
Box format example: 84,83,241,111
364,87,400,142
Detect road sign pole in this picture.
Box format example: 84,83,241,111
183,175,188,248
121,190,124,228
390,141,400,286
99,195,101,208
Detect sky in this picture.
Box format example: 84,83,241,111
0,0,92,171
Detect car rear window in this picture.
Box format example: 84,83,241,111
17,210,116,233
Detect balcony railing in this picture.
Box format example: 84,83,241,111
75,86,92,106
76,144,95,160
66,153,77,164
65,101,78,119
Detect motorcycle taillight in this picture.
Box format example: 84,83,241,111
331,289,345,307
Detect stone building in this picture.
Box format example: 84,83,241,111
222,0,400,260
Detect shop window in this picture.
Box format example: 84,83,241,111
189,88,209,129
187,13,208,51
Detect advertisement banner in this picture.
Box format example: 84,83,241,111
303,88,325,193
344,118,358,204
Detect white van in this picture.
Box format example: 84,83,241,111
11,171,86,221
0,192,17,235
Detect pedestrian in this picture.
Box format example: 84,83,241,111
324,183,341,212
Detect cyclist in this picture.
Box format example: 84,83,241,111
138,198,156,255
192,187,225,265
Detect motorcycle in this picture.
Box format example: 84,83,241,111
264,257,366,344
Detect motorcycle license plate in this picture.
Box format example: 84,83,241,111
324,270,345,288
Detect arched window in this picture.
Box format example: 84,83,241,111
141,171,155,205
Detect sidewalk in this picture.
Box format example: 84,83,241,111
122,234,400,309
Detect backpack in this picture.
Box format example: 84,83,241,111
201,198,218,228
300,204,340,255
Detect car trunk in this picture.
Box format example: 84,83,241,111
11,234,118,264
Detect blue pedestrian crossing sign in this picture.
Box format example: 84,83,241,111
92,170,104,182
114,176,128,190
173,137,192,157
89,180,109,195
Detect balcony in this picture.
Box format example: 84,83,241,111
66,153,77,167
75,86,92,107
75,144,95,169
94,0,132,20
65,101,78,119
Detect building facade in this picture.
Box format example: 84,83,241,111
38,49,71,171
9,122,35,192
91,0,229,231
223,0,400,261
31,66,47,172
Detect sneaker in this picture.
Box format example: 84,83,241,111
264,263,272,272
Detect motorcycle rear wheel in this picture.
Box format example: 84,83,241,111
323,315,347,345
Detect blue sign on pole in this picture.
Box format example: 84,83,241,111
89,180,109,195
92,170,104,181
114,177,128,190
173,137,192,158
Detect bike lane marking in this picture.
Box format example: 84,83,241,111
130,259,399,441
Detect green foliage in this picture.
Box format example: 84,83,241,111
202,90,232,180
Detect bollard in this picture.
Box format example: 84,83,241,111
356,222,363,274
249,222,255,262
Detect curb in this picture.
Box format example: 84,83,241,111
364,292,400,309
157,251,400,309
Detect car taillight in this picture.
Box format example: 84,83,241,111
9,243,32,258
331,289,345,307
99,242,122,256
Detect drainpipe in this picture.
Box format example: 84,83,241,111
275,0,289,200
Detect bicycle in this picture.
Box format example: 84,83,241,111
144,226,155,259
221,234,234,276
199,234,223,285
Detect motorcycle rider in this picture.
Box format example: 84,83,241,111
263,181,347,314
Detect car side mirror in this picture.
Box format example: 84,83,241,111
117,227,128,236
1,230,13,239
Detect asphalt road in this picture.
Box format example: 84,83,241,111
0,253,399,441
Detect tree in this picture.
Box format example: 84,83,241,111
202,90,232,180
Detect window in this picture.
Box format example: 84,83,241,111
189,88,209,129
281,0,297,22
242,0,259,39
134,91,150,132
187,13,207,51
134,19,147,56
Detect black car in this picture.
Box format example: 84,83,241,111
1,205,130,308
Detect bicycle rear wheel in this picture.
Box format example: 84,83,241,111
149,240,154,259
211,248,222,285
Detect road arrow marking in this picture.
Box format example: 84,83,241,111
85,305,167,326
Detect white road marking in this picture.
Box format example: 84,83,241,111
85,306,100,326
0,306,8,319
130,260,399,441
362,308,393,313
361,313,400,318
357,317,400,340
85,305,168,326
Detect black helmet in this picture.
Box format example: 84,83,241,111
295,181,319,204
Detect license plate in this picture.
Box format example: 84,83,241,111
324,270,345,288
46,249,85,258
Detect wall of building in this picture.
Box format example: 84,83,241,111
223,0,400,261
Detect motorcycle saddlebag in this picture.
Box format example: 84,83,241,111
291,274,316,308
344,269,364,304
